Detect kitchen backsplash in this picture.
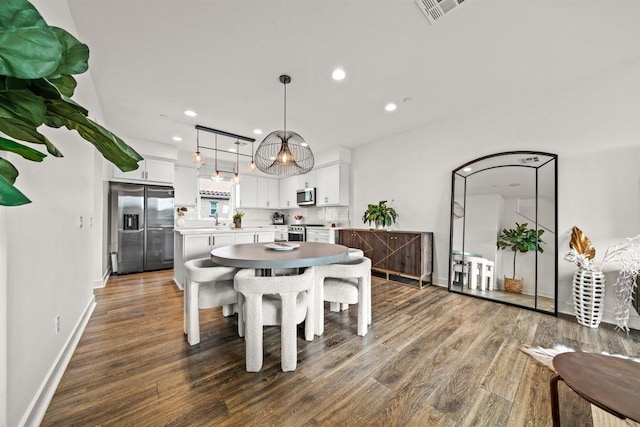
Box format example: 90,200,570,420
175,205,350,227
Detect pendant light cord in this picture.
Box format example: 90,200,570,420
283,80,287,134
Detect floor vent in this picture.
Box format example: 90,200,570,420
415,0,470,25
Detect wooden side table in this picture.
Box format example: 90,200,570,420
550,352,640,426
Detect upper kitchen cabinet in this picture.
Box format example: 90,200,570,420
316,163,349,206
238,175,279,208
298,170,316,190
174,165,198,206
279,176,298,209
112,159,174,184
257,177,280,208
238,175,258,208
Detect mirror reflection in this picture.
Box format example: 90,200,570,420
449,151,557,314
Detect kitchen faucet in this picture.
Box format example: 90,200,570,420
214,212,219,226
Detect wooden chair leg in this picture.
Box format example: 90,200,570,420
550,374,562,427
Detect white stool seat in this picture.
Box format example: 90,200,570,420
312,257,372,337
184,258,239,346
234,267,314,372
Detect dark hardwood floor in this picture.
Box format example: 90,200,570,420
42,269,640,426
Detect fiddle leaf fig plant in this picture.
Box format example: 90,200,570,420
496,222,545,278
0,0,143,206
362,200,398,228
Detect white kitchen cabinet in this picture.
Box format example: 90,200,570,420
174,232,235,289
316,163,349,206
235,231,275,243
306,227,337,244
279,176,298,209
275,226,288,242
298,170,316,190
174,165,198,206
257,177,280,208
238,175,258,208
112,159,174,184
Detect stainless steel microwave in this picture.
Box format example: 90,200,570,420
296,188,316,206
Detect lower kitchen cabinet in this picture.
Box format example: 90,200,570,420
306,227,338,243
174,229,277,289
338,229,433,288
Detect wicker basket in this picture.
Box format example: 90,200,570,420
572,269,605,328
504,277,523,293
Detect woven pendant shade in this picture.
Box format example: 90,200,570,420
254,130,313,175
255,74,313,176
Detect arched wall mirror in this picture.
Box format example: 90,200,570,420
449,151,558,314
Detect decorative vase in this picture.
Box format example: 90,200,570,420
234,219,242,229
572,269,605,328
176,216,186,227
504,277,523,293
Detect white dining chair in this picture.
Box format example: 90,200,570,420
312,256,372,337
184,258,239,346
234,267,315,372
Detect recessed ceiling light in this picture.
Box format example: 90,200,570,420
229,148,236,153
463,167,472,172
253,129,263,135
300,142,308,147
384,103,397,112
332,68,346,81
172,136,182,142
184,110,197,117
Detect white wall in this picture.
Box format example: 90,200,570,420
351,55,640,328
2,1,106,425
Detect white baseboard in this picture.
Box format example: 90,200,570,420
173,277,183,291
20,296,96,427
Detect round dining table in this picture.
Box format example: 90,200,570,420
210,241,350,274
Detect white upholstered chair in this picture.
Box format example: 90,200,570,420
184,258,239,346
234,267,315,372
312,256,372,337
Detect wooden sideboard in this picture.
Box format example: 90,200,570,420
339,229,433,288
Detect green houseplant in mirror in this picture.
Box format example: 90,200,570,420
233,209,245,229
0,0,142,206
362,200,398,229
496,222,544,293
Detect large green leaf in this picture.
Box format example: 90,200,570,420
46,98,143,171
0,158,18,183
49,27,88,78
0,174,30,206
0,117,63,156
0,0,48,29
0,135,46,161
0,76,28,91
0,89,46,126
45,75,76,97
0,0,62,79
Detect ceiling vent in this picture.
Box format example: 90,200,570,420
519,156,540,164
415,0,468,25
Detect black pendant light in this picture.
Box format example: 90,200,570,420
254,75,314,176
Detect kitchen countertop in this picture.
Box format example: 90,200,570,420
174,225,282,235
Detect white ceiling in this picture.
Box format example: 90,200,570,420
66,0,639,162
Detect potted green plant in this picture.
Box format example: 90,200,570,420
362,200,398,229
233,209,245,228
0,0,142,206
496,222,544,293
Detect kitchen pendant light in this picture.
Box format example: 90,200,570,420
192,128,204,166
212,134,223,181
254,74,314,176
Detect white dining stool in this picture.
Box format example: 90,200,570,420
234,267,314,372
184,258,239,346
312,257,372,337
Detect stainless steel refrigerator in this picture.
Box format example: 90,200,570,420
109,183,174,274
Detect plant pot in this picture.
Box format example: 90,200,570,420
572,269,605,328
234,219,242,229
176,216,186,227
504,277,523,293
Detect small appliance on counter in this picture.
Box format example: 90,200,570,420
272,212,285,225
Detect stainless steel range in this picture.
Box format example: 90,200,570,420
287,224,324,242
